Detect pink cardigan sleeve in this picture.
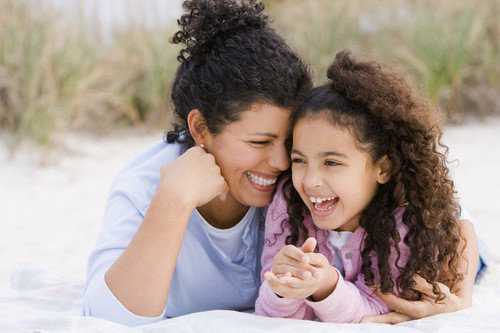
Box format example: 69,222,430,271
304,272,390,322
254,185,314,320
305,211,410,323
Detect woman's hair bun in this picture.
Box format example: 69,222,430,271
171,0,268,63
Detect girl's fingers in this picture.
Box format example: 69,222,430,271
300,237,317,253
277,275,306,288
305,252,329,268
281,245,310,263
275,263,317,280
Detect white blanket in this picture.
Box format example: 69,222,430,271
1,268,500,333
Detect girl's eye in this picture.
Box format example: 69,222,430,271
291,157,304,164
325,160,339,166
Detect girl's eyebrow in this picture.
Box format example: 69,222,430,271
321,151,348,158
290,149,349,158
291,149,348,159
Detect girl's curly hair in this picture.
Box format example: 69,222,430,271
282,49,464,301
166,0,311,146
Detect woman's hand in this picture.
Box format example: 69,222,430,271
160,146,229,209
362,219,478,324
265,237,338,300
361,274,471,324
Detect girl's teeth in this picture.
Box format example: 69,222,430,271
246,172,277,186
314,201,336,211
309,196,335,203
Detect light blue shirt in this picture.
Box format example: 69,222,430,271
83,141,265,326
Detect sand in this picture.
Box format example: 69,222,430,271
1,119,499,291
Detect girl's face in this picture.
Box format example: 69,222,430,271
291,115,387,232
205,103,291,208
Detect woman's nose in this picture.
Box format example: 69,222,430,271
268,144,291,171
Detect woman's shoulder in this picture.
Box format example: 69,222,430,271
117,140,185,176
108,140,187,214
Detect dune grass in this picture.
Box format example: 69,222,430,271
0,1,179,148
0,0,499,148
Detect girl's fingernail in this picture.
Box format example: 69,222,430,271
302,271,311,280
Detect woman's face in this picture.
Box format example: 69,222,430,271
205,103,291,207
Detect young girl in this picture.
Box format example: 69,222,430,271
254,50,478,323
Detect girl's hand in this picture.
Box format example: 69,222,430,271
360,275,468,324
269,237,319,281
159,146,229,209
265,238,338,300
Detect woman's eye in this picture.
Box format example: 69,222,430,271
250,141,269,146
325,160,339,166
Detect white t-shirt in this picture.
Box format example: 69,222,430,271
196,207,258,265
328,230,353,277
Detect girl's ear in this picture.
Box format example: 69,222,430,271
187,109,209,145
376,155,392,184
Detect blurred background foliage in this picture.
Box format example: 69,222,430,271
1,0,499,148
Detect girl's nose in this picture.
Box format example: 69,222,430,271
303,167,322,188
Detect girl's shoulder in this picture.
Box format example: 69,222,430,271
265,179,290,234
393,207,410,238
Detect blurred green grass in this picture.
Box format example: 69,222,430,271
1,0,499,148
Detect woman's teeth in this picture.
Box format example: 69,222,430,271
246,172,277,186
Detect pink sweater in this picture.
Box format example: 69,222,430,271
255,186,410,323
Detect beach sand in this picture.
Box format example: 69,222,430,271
1,119,499,291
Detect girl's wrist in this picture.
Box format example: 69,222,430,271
311,266,339,301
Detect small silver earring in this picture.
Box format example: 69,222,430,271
200,144,205,149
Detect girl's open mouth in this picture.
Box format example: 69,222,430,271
309,196,339,216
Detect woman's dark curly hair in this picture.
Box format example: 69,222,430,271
164,0,311,146
282,49,465,301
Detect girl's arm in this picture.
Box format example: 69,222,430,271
361,219,479,324
303,268,391,323
254,187,311,320
84,147,228,324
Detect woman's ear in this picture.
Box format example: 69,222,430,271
376,155,392,184
187,109,208,145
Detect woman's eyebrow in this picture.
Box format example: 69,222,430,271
249,132,278,138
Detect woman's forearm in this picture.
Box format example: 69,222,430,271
454,219,479,306
104,184,194,317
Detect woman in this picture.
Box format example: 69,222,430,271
83,0,311,326
83,0,484,327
